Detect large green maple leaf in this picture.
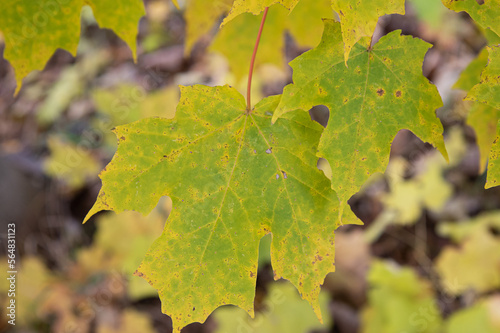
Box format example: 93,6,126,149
0,0,144,92
273,20,447,221
84,85,340,331
464,45,500,187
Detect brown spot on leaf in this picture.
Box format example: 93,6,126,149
396,90,402,97
376,88,385,96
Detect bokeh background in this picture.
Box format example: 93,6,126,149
1,0,500,332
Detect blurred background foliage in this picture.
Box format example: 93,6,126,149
1,0,500,332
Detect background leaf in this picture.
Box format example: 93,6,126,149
275,20,447,221
0,0,144,92
213,281,331,333
222,0,299,25
441,0,500,38
212,1,333,80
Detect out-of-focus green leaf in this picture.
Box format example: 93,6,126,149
37,50,110,125
410,0,448,29
331,0,405,62
436,227,500,295
453,48,488,91
0,0,144,92
212,1,332,80
465,101,499,173
16,257,54,327
214,281,331,333
465,46,500,187
441,0,500,38
185,0,234,54
445,296,500,333
379,153,451,223
97,309,156,333
44,137,101,190
362,260,442,333
77,199,169,300
454,48,489,92
222,0,299,25
438,211,500,243
92,84,178,149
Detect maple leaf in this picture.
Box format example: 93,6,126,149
441,0,500,38
222,0,299,26
362,260,442,333
464,45,500,187
44,137,101,190
453,48,498,176
184,0,234,54
0,0,144,92
211,1,333,79
273,20,447,222
220,0,405,63
436,227,500,295
331,0,405,62
84,85,340,331
214,281,331,333
445,296,500,333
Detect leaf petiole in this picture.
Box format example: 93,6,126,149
246,6,269,113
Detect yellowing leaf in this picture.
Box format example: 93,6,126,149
466,101,499,173
92,84,178,149
44,137,101,190
386,154,451,223
77,208,166,300
16,257,54,327
445,296,500,333
438,210,500,243
362,260,442,333
465,45,500,187
274,20,447,221
212,1,333,79
97,309,156,333
222,0,299,26
454,48,489,92
441,0,500,38
214,281,331,333
0,0,144,92
85,85,340,331
92,84,178,123
436,227,500,295
365,153,452,242
185,0,234,54
331,0,405,62
410,0,448,30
